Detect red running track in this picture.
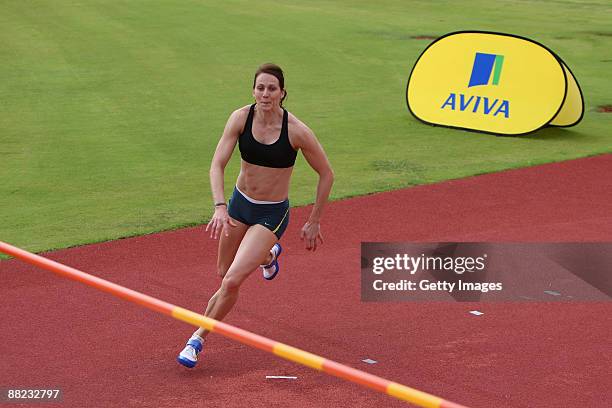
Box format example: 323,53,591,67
1,154,611,407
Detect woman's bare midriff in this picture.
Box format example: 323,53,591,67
236,160,293,201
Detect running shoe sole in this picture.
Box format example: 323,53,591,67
263,243,282,280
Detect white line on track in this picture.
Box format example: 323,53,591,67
265,375,297,379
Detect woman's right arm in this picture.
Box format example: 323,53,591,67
207,108,245,239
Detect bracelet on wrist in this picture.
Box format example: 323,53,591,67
214,202,227,207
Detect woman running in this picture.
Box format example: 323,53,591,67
178,63,334,368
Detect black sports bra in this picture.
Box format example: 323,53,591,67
238,104,297,168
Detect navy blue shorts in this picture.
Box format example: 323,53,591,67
227,187,290,240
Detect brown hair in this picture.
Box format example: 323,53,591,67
253,63,287,106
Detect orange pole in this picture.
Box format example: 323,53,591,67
0,241,469,408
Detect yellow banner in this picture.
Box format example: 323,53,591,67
550,62,584,127
406,31,583,135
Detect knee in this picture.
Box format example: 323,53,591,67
220,274,242,294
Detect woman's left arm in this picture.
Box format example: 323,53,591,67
295,125,334,251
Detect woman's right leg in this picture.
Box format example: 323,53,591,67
177,218,249,368
193,218,249,338
178,224,277,368
196,225,277,339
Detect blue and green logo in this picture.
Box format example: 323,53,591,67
440,52,509,118
468,53,505,87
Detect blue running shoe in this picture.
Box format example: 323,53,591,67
262,243,282,280
177,335,203,368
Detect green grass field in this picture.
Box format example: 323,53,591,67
1,0,611,255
